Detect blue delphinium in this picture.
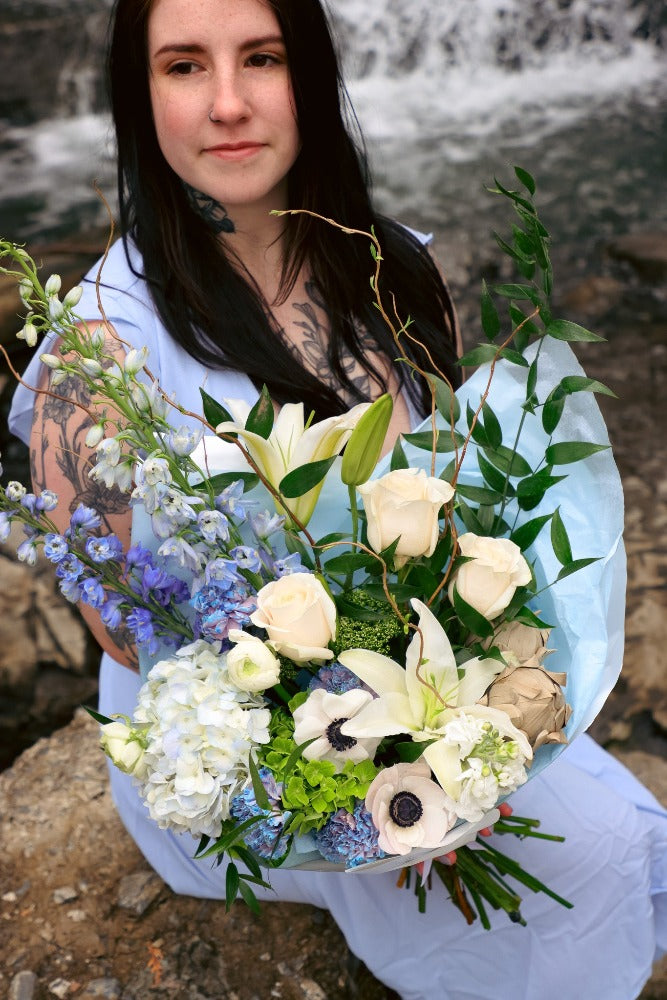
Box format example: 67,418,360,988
230,768,291,860
66,504,101,539
44,533,69,563
85,534,124,563
314,800,385,868
126,607,158,654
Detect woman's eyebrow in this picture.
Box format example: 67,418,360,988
152,35,285,59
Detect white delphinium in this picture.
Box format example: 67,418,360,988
132,640,271,839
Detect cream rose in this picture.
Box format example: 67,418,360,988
250,572,336,663
226,630,281,692
357,468,454,568
449,533,532,620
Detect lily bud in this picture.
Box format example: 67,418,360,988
341,392,393,486
44,274,62,296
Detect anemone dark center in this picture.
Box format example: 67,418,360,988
389,791,423,828
326,718,357,752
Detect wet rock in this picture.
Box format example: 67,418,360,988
606,232,667,282
78,978,122,999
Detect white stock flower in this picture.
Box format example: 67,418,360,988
132,641,271,838
84,424,105,449
449,533,532,620
63,285,83,308
44,274,62,296
99,719,148,780
292,688,380,765
216,399,369,525
124,346,149,376
358,468,454,567
365,759,456,855
226,630,281,692
251,572,336,662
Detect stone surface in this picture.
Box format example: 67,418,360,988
8,970,38,1000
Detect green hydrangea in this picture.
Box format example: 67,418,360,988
258,707,378,836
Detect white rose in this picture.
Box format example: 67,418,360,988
226,630,281,692
250,572,336,663
99,720,148,780
449,533,532,621
357,468,454,568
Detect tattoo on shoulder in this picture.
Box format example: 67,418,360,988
183,182,235,234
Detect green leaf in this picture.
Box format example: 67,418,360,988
492,284,539,302
550,508,573,566
403,430,465,453
205,471,259,493
482,402,503,449
516,472,566,510
545,442,609,465
279,456,337,497
284,531,315,570
509,304,540,338
467,401,490,447
458,344,500,368
546,320,605,343
454,482,504,505
477,452,514,496
556,557,600,581
246,384,274,439
452,586,494,639
510,606,553,629
510,513,553,550
225,863,240,911
499,348,530,368
481,280,501,340
526,359,538,399
84,706,115,725
391,436,410,470
558,375,616,398
200,388,235,428
455,499,485,535
542,396,566,435
232,845,264,881
335,593,387,621
483,445,532,478
324,552,376,576
514,166,536,195
396,740,433,763
429,375,461,424
237,878,262,915
248,753,271,811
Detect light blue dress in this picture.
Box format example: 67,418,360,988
9,238,667,1000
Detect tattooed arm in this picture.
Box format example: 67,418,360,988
30,325,138,671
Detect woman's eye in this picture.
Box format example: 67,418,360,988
167,61,200,76
246,52,282,68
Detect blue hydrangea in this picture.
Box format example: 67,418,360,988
314,801,385,868
308,662,370,695
230,768,291,859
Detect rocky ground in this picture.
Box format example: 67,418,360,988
0,229,666,999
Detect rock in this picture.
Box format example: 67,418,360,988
53,887,78,905
8,970,38,1000
79,978,122,999
117,871,165,917
606,232,667,281
48,980,73,999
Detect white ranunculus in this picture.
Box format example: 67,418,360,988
215,399,369,525
250,572,336,663
449,533,532,620
226,630,281,692
99,720,148,780
357,468,454,568
292,688,380,765
365,759,457,855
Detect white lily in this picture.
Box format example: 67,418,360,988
340,599,532,807
215,399,369,525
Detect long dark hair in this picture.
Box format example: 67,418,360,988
107,0,460,418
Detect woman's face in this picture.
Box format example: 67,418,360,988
147,0,300,215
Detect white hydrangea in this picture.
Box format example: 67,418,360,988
132,640,271,838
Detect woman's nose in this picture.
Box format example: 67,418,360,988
208,70,250,123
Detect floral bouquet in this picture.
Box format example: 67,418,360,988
0,169,624,926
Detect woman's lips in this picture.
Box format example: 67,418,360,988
205,142,265,161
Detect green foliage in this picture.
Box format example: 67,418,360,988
334,589,405,657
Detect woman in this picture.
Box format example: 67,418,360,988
9,1,666,997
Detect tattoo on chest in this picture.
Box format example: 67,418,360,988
183,182,235,234
288,281,382,402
